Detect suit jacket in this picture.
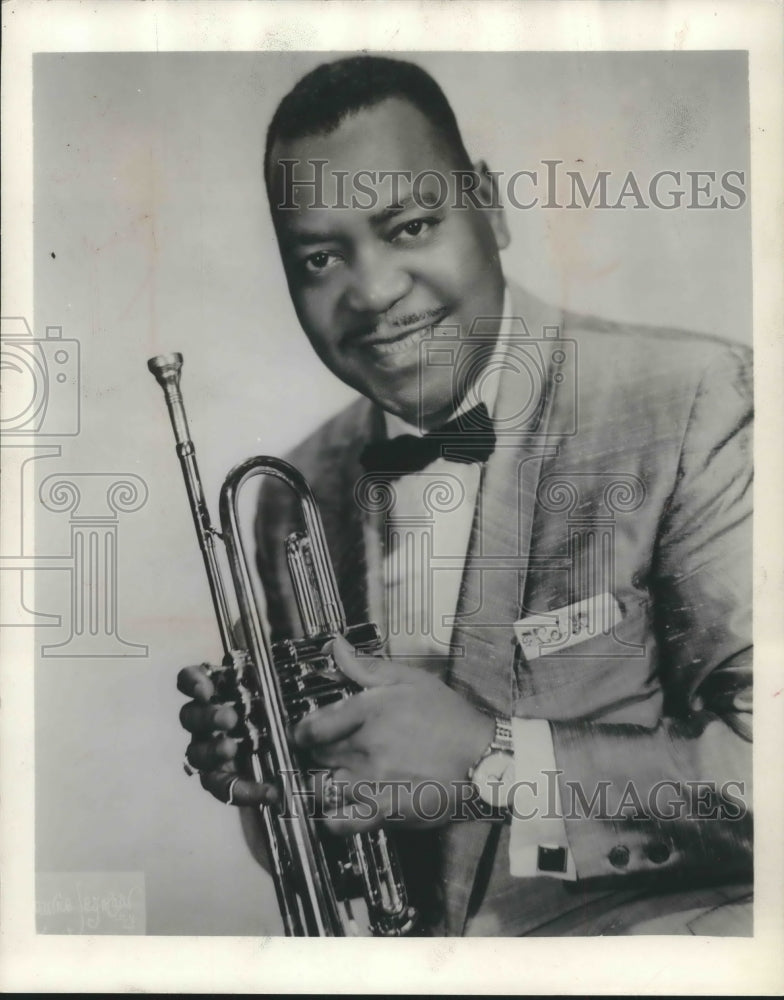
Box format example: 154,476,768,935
254,283,753,935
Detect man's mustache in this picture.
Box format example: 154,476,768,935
344,306,449,342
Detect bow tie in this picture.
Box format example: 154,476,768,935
359,403,496,478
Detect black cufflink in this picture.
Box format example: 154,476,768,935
537,845,568,873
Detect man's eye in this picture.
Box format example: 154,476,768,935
303,250,339,273
392,218,438,242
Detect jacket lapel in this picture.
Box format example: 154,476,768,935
447,283,563,707
441,284,564,934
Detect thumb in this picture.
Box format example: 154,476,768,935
325,633,407,688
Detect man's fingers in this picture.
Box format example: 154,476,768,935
177,663,216,702
294,694,366,749
179,700,239,736
200,770,279,808
307,742,366,771
326,634,413,688
186,734,239,771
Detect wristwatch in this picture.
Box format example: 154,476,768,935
467,716,515,811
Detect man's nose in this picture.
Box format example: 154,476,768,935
344,248,412,315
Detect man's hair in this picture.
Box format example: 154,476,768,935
263,55,472,189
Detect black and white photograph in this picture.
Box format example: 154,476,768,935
2,1,782,994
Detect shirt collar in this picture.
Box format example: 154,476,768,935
384,284,513,440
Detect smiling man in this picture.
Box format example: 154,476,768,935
177,55,753,936
267,83,508,432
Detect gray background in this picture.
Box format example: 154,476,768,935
32,50,750,934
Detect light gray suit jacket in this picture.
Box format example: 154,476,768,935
254,283,753,935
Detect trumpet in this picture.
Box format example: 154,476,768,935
148,352,418,936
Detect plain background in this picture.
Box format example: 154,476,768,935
30,50,751,935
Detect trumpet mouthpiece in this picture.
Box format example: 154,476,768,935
147,352,183,387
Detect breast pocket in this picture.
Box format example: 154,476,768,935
512,595,661,723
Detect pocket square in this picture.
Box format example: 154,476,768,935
513,593,622,660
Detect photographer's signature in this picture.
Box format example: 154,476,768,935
36,874,144,934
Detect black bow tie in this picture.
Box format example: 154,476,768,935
359,403,496,478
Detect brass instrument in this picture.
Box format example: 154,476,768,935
148,352,418,936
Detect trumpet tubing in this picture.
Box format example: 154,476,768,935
148,352,417,937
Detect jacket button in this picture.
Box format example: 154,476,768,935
646,842,671,864
608,845,630,868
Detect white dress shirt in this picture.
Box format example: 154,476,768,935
380,286,575,880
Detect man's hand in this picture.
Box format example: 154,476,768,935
177,637,495,833
177,663,279,808
293,635,494,834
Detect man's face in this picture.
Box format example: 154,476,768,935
268,98,509,428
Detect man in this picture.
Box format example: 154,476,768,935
178,56,752,936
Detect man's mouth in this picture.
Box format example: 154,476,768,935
346,307,451,356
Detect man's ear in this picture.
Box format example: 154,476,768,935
473,159,511,251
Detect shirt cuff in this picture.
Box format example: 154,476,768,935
509,718,577,880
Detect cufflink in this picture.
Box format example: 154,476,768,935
537,845,568,874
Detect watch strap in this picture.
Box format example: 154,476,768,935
468,715,514,781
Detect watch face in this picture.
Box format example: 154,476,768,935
472,751,515,808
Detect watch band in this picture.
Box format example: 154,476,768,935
467,715,514,781
493,717,514,752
